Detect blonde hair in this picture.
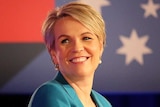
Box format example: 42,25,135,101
42,1,106,50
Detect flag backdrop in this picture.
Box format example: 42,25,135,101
0,0,160,94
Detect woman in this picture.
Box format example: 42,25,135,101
28,1,111,107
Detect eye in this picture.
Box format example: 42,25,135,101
83,37,92,41
61,39,69,44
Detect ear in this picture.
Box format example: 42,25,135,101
49,49,58,64
99,41,104,57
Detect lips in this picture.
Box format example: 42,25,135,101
69,56,89,63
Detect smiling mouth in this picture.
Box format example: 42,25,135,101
69,57,89,63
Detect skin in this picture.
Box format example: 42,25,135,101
50,16,103,106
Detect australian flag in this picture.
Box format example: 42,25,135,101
0,0,160,94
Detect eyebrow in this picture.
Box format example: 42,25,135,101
81,32,94,36
57,32,94,40
57,34,70,41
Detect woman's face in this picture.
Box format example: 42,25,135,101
51,16,103,78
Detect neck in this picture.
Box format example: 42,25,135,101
63,74,96,107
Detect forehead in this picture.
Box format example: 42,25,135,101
53,16,92,36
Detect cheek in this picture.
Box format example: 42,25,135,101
88,47,101,63
90,43,102,56
55,48,67,62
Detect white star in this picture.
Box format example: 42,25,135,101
116,29,153,65
141,0,160,18
78,0,111,13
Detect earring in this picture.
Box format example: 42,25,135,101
54,64,59,71
99,60,102,64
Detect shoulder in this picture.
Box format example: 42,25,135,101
33,80,65,98
28,80,70,107
92,90,112,107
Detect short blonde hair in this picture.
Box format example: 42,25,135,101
42,2,106,50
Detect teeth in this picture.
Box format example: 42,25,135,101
71,57,87,63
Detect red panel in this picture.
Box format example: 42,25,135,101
0,0,54,43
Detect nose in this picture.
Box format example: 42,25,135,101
72,39,84,53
